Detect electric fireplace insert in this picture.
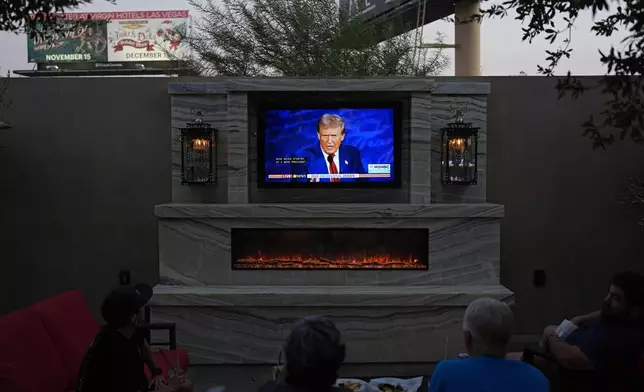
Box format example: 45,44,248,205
231,228,429,270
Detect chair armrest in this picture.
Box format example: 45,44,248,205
522,347,555,365
523,347,597,379
144,349,190,380
138,322,176,330
137,322,177,350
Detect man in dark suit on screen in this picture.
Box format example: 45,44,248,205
296,114,366,182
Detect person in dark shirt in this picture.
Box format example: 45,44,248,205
76,284,192,392
537,271,644,386
258,316,350,392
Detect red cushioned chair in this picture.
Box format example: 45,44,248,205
32,291,102,388
0,290,189,392
0,307,70,392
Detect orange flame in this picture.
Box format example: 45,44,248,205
234,253,425,269
192,138,210,151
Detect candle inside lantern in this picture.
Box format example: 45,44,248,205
448,137,466,166
192,138,210,152
449,138,466,148
440,115,478,185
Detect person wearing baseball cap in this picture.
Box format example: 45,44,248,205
76,284,192,392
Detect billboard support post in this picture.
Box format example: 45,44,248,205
454,0,481,76
342,0,482,76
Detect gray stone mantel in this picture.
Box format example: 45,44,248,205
155,203,505,219
150,284,513,307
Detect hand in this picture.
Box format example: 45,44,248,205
167,375,186,389
543,325,557,336
570,316,583,326
543,325,557,337
149,374,166,390
539,325,558,348
272,365,286,381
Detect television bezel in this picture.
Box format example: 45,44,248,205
257,101,403,189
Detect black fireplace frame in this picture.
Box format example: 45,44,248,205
231,227,429,271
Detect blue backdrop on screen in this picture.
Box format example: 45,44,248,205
263,108,395,183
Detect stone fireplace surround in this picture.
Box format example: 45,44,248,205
149,78,512,365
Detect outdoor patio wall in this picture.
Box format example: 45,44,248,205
0,78,171,318
1,76,643,333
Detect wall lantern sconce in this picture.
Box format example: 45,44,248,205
440,108,479,185
180,110,216,185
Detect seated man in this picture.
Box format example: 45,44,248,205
531,271,644,388
259,315,349,392
429,297,549,392
76,284,193,392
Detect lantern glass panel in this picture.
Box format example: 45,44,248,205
441,124,478,185
181,126,216,184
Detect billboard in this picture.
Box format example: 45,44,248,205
340,0,454,41
342,0,415,23
27,10,190,68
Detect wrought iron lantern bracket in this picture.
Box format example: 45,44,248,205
180,111,217,185
440,112,479,186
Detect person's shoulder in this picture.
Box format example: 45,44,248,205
429,359,470,388
302,144,320,157
88,327,113,348
340,144,361,158
342,144,360,153
432,358,471,375
506,360,549,386
133,328,147,344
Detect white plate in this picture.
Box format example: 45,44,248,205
368,377,424,392
335,378,379,392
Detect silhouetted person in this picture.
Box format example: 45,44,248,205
525,271,644,391
76,284,192,392
259,316,349,392
430,298,549,392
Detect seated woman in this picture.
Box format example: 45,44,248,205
258,316,349,392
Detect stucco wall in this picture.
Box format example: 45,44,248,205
0,77,171,317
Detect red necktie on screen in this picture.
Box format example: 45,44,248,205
327,154,340,182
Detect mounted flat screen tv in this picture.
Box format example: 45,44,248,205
258,103,401,188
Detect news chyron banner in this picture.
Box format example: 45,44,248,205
27,10,190,68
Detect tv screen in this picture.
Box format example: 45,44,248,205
259,105,400,187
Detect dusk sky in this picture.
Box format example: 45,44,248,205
0,0,629,76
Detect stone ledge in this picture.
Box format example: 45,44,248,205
432,82,490,95
168,78,435,94
150,284,513,307
155,203,505,219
